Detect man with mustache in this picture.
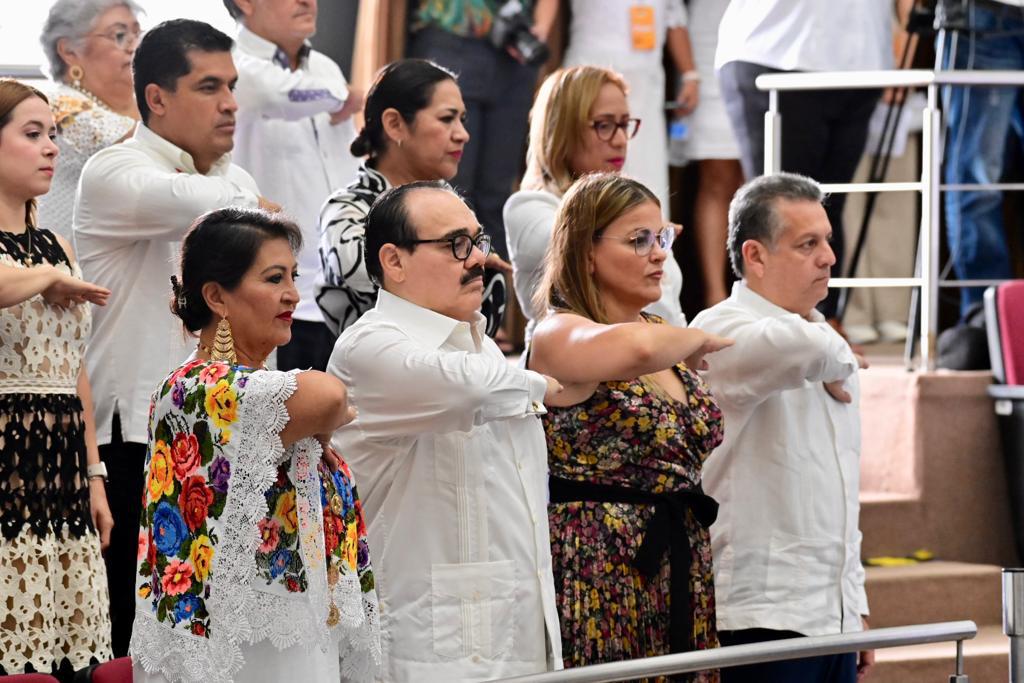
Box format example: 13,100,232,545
691,173,872,683
326,181,565,682
225,0,363,371
73,19,274,656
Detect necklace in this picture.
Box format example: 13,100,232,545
13,226,32,267
68,82,111,112
196,342,268,370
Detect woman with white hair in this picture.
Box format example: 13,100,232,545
37,0,141,241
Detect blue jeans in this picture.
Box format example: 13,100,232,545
941,4,1024,315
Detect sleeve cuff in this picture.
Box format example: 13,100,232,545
524,370,549,416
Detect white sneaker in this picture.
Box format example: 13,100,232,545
845,324,880,345
877,320,909,342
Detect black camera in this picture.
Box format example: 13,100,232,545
488,0,550,66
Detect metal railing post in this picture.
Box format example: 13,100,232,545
949,639,969,682
920,83,941,371
1004,568,1024,682
764,89,782,175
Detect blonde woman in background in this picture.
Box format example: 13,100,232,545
504,66,687,345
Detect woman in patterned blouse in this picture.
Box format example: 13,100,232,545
37,0,141,240
315,58,508,339
131,208,380,683
528,173,732,681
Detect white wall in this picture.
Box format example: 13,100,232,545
0,0,237,74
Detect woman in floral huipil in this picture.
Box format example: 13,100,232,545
529,173,733,681
131,208,379,683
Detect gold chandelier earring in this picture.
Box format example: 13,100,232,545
68,64,84,89
209,317,237,364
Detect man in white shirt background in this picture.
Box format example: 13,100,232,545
715,0,909,324
328,181,564,682
74,19,271,656
225,0,363,370
691,173,872,683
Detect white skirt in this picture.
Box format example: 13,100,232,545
133,638,340,683
671,0,740,162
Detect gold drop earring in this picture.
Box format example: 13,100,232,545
202,317,237,364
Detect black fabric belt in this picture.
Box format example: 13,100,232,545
548,476,719,654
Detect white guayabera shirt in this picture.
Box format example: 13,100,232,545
74,124,261,445
691,282,870,636
231,26,360,325
329,289,562,682
715,0,893,72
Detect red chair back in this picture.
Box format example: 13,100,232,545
997,281,1024,385
90,657,133,683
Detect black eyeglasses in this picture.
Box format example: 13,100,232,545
596,227,675,256
590,117,641,142
402,232,492,261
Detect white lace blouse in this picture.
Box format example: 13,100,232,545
130,360,380,683
37,83,136,242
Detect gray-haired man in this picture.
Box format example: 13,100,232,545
691,173,872,682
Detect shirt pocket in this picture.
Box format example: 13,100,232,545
431,560,518,660
766,530,843,620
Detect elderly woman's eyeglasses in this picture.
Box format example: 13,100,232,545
90,27,141,50
403,232,492,261
590,118,641,142
597,227,676,256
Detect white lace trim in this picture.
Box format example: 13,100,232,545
130,369,380,683
131,369,297,683
285,437,381,681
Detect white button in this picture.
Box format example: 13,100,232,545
530,515,537,525
536,569,542,577
472,655,481,664
516,461,524,470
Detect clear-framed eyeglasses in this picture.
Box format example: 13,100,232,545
90,27,142,50
590,117,642,141
403,232,492,261
597,226,676,256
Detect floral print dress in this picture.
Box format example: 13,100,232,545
544,319,724,682
131,359,379,683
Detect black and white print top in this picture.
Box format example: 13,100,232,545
315,164,506,338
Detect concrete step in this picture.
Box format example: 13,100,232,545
872,624,1008,683
865,562,1003,629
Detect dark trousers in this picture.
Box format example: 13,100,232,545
408,27,539,260
276,319,336,371
719,60,880,318
98,414,147,658
720,629,857,683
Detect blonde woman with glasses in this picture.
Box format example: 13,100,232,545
504,65,687,346
528,172,731,680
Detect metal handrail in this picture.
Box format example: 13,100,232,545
755,68,1024,371
492,621,978,683
0,65,45,79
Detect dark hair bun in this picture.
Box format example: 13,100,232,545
169,274,212,332
350,129,372,158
